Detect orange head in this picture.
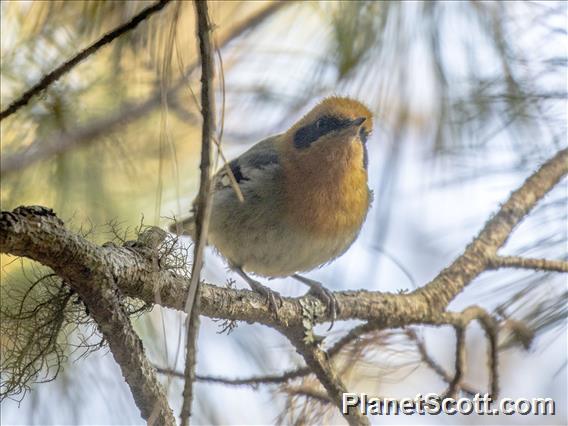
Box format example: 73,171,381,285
279,97,374,236
281,96,373,171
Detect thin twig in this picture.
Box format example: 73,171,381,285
157,367,305,386
180,292,200,426
156,322,378,388
283,386,333,405
485,324,499,399
476,318,500,399
405,328,480,397
444,326,466,399
438,306,501,399
488,255,568,273
180,2,216,425
214,136,245,202
0,0,173,121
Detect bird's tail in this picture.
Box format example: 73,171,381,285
168,215,196,238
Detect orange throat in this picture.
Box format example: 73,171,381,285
283,140,369,237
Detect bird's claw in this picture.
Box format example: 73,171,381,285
235,267,283,315
306,282,339,330
248,280,283,313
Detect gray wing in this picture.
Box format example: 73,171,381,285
209,134,284,232
213,135,282,195
169,135,282,237
207,135,286,269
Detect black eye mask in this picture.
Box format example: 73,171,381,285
293,115,352,149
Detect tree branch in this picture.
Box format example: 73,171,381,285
0,1,288,177
158,367,304,387
413,148,568,311
281,327,370,426
132,150,567,328
438,306,500,399
0,0,173,121
488,255,568,273
1,148,566,422
0,207,175,425
1,149,566,329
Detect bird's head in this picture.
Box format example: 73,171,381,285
282,97,373,170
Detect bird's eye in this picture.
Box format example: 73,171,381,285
315,118,324,129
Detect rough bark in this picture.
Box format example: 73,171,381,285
1,147,566,423
0,207,175,425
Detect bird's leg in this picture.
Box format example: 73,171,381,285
292,274,338,330
235,267,282,313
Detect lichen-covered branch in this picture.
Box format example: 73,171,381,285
0,207,175,425
1,150,566,330
1,147,566,422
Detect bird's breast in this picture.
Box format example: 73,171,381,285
283,142,370,238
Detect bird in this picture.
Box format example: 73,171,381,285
170,96,373,325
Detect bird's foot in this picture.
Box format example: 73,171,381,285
293,275,338,330
235,267,282,314
247,279,283,313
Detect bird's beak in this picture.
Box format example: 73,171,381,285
334,117,367,142
350,117,366,127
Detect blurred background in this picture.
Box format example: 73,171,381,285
1,1,566,424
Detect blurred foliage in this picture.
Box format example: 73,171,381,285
1,1,565,222
326,1,385,79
